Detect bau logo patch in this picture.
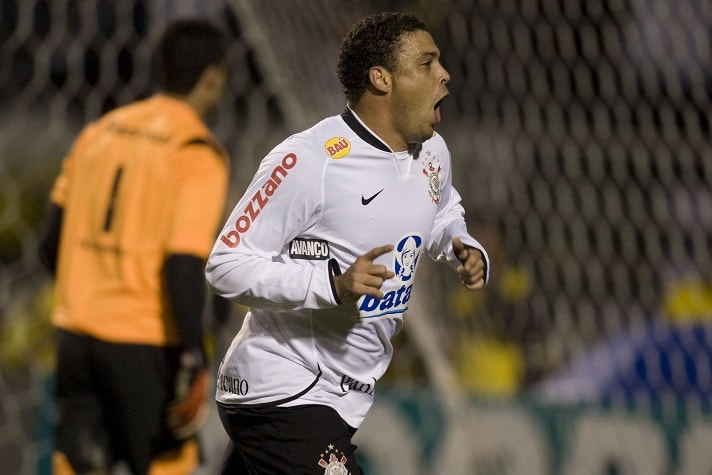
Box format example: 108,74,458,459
325,136,351,159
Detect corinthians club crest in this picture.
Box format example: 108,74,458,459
317,444,350,474
421,149,441,204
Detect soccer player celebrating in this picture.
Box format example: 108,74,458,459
206,11,489,474
39,19,230,475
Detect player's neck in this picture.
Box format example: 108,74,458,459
350,101,408,152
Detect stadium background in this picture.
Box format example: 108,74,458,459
2,0,712,473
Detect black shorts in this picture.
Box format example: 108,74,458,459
54,328,186,474
218,403,364,475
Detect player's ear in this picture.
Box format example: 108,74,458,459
368,66,391,93
199,63,227,93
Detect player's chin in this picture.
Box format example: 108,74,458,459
420,124,437,142
409,123,436,144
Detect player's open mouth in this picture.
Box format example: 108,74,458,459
434,97,445,123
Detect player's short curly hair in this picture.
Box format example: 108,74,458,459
337,12,428,104
154,19,227,95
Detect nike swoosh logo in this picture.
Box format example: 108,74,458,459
361,189,384,205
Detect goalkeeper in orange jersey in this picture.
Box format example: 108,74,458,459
38,19,230,475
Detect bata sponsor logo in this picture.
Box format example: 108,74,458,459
358,234,423,320
359,283,414,315
220,153,297,248
325,136,351,159
289,238,330,260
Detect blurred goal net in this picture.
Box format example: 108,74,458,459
2,0,712,473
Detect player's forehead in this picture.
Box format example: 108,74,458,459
395,30,439,63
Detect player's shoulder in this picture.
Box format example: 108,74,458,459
179,135,228,160
276,114,349,160
300,113,350,143
425,130,449,150
422,131,451,160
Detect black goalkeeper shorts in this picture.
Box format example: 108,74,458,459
54,328,185,474
218,403,364,475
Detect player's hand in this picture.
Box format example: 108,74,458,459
334,245,395,303
453,237,486,290
167,349,210,440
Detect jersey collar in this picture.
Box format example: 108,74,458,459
340,108,390,153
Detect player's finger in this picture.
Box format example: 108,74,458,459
352,286,381,299
459,265,484,282
459,253,482,273
361,272,389,288
362,244,394,262
354,281,387,299
462,278,485,291
452,237,466,259
366,263,395,280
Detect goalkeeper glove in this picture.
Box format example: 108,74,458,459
167,349,210,440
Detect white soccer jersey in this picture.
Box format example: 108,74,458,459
206,108,489,428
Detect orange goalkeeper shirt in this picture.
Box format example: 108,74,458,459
50,95,229,346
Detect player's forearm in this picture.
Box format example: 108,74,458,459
205,252,339,310
165,254,206,353
429,218,490,284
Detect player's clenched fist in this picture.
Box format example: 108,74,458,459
453,237,486,290
334,245,395,303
